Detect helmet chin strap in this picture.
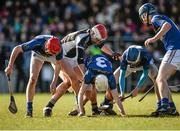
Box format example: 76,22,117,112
146,11,150,26
146,9,150,26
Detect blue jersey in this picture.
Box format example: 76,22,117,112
84,54,116,90
120,45,152,70
85,54,113,74
21,35,63,60
151,14,180,51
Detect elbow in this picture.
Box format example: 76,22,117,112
165,22,172,30
167,23,172,30
15,45,23,53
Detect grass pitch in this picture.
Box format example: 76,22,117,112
0,93,180,130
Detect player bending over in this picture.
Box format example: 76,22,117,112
78,53,125,116
139,3,180,116
5,35,79,117
43,24,120,116
101,45,162,115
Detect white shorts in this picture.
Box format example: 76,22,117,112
125,59,154,77
31,51,57,64
64,56,78,68
162,50,180,70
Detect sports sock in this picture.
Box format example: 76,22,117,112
46,98,56,108
102,96,111,105
157,100,161,110
169,102,176,110
27,101,33,113
161,98,169,110
91,103,98,111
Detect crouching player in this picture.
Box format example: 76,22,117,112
101,45,162,115
78,53,126,116
5,35,79,117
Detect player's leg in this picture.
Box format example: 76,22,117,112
78,70,94,116
100,67,131,111
99,67,120,110
26,54,43,117
68,65,84,116
43,71,71,117
69,64,100,115
88,85,102,115
78,83,91,116
60,59,80,101
148,64,161,111
156,62,177,115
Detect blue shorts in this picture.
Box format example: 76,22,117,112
84,69,116,90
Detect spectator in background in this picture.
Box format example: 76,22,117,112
0,0,179,93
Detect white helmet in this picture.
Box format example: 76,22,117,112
91,24,108,41
95,74,109,91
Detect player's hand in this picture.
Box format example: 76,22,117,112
144,37,155,46
119,94,125,101
50,82,56,95
5,66,13,76
112,52,122,61
131,87,138,97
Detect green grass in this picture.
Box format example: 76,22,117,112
0,93,180,130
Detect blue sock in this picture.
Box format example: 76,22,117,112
161,98,169,110
27,102,33,113
169,102,176,110
157,100,161,110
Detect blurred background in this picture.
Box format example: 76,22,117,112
0,0,179,93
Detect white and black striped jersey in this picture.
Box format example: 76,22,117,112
62,29,104,64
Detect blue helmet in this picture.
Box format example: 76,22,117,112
139,3,157,25
139,3,157,17
126,47,141,64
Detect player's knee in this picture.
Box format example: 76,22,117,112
64,79,71,87
85,90,91,100
69,75,78,84
156,76,165,84
29,76,38,85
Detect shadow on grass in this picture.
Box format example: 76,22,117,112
126,114,180,118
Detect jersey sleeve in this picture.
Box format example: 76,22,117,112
75,33,90,49
120,53,128,70
97,43,104,49
142,54,152,70
151,15,166,28
21,37,46,52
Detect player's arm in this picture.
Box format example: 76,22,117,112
111,89,126,116
5,45,23,76
101,44,121,60
61,29,87,43
137,69,148,89
118,54,127,98
5,38,43,76
153,22,171,41
119,69,126,98
50,60,61,94
132,69,148,97
145,22,172,46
